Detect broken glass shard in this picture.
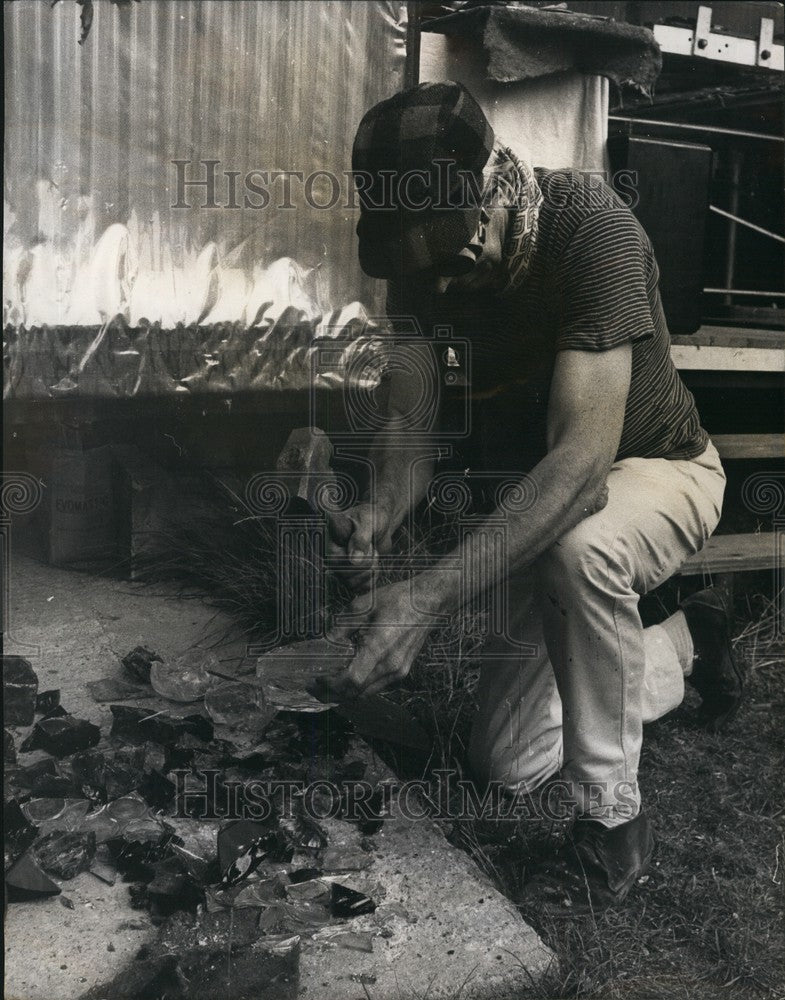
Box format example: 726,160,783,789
87,677,152,702
68,746,146,803
67,748,107,795
217,819,291,884
311,927,374,951
121,646,163,684
79,793,163,844
138,769,177,810
41,703,68,720
21,715,101,757
256,638,353,712
33,830,96,879
4,799,39,873
3,656,39,726
146,857,203,915
35,689,61,714
330,883,376,918
4,728,16,764
21,798,91,836
150,649,218,703
285,878,330,904
104,747,149,799
109,706,213,746
288,867,323,884
252,932,301,957
205,877,287,911
89,844,117,885
7,757,57,793
279,810,328,853
106,792,158,825
107,829,179,881
204,680,277,735
5,851,61,901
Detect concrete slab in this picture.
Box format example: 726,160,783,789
298,802,555,999
4,555,554,1000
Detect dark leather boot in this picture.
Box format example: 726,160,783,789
569,812,655,904
522,811,655,911
681,587,744,733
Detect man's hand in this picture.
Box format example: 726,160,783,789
326,577,443,698
326,502,395,593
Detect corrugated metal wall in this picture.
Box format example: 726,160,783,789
4,0,407,327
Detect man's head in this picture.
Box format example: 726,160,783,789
352,81,499,289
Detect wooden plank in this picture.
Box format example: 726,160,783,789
712,434,785,459
652,20,785,71
672,327,785,349
671,344,784,372
679,533,779,575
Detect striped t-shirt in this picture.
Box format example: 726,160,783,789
388,169,708,467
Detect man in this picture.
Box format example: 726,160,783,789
327,82,743,907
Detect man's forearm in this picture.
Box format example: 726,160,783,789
365,355,439,532
421,445,608,612
368,438,434,531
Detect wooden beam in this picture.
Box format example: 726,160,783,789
679,533,779,575
671,326,785,373
712,434,784,460
652,8,784,71
671,327,785,372
672,327,785,348
672,344,784,371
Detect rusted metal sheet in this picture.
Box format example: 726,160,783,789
3,304,390,400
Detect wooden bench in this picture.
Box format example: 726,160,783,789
669,323,783,589
677,424,782,590
679,532,778,577
677,532,780,607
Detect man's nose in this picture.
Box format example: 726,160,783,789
432,276,452,295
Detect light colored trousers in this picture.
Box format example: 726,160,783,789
467,442,726,826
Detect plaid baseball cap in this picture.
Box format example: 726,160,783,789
352,82,494,280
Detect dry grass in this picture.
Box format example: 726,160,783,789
132,474,339,644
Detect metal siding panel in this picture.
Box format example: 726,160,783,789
4,0,407,332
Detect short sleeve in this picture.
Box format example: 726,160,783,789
555,210,656,353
